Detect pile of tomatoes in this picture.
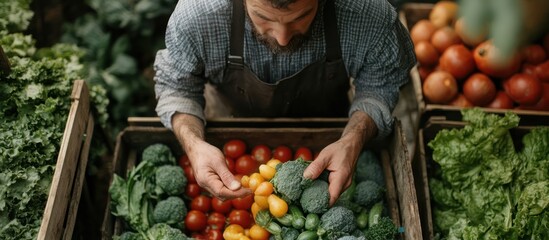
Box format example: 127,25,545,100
410,1,549,111
178,139,315,240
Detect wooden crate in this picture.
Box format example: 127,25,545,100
398,3,549,128
101,119,422,239
413,116,537,240
38,80,95,240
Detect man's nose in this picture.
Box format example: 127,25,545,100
272,24,292,46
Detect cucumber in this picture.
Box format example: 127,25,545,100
368,201,384,227
304,213,320,230
297,230,319,240
275,213,294,227
356,208,369,229
290,205,305,229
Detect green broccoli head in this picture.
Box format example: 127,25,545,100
317,206,357,240
362,217,398,240
146,223,190,240
142,143,176,166
152,196,187,225
271,158,312,203
300,179,330,214
354,150,384,186
155,165,187,196
114,232,143,240
353,180,385,207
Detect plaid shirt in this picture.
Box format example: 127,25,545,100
154,0,416,139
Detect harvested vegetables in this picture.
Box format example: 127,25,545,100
428,108,549,239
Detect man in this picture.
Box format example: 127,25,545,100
154,0,416,204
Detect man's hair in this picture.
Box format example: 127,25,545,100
265,0,298,9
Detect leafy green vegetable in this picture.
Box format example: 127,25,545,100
428,108,549,239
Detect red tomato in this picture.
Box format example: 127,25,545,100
186,210,208,232
294,147,313,161
503,73,543,105
192,233,207,240
415,41,439,67
191,195,212,213
449,94,474,107
462,73,497,106
431,26,462,53
473,40,522,78
251,144,272,163
178,154,191,168
273,145,293,162
186,183,202,198
235,154,259,175
225,156,235,173
223,139,247,158
422,70,458,104
516,83,549,111
439,44,476,80
206,228,224,240
207,212,226,230
232,194,254,210
184,165,197,184
535,60,549,83
211,197,232,214
228,209,254,228
522,44,547,64
486,91,515,109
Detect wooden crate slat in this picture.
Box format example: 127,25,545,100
38,80,91,240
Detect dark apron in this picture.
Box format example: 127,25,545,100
214,0,350,117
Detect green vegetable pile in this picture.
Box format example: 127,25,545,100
428,108,549,239
256,157,399,240
109,143,191,240
0,1,107,239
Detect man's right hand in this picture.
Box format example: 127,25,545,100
186,140,251,200
172,112,250,200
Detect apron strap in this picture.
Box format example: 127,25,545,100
229,0,245,67
323,0,343,62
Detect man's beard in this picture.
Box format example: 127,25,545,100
251,25,311,54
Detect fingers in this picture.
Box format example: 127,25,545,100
206,178,251,200
303,157,328,180
214,161,242,191
327,172,352,206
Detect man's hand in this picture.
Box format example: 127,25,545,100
303,111,377,205
172,113,251,200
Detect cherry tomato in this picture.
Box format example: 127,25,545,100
249,224,270,240
258,164,276,180
235,154,259,175
223,139,247,158
521,44,547,64
191,195,212,213
294,147,313,161
232,194,254,210
267,194,288,218
178,154,191,168
225,156,236,173
503,73,543,105
251,144,272,164
206,228,224,240
186,183,202,198
184,165,197,184
439,44,475,80
186,210,208,232
207,212,227,230
211,197,233,214
192,233,207,240
223,224,246,240
228,210,254,228
254,181,274,196
486,91,515,109
462,73,497,106
272,145,292,162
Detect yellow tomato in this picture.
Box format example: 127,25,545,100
224,224,246,240
254,181,274,196
259,164,276,180
251,202,262,219
267,194,288,218
254,195,269,209
266,159,282,169
241,175,250,188
248,173,265,192
249,224,270,240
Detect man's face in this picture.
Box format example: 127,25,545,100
245,0,318,54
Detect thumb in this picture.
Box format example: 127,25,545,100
213,163,241,191
303,158,328,180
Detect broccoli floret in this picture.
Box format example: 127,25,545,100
152,196,187,225
362,217,398,240
145,223,190,240
353,180,384,207
354,150,384,186
142,143,176,166
114,232,143,240
317,206,356,240
300,179,330,214
271,158,312,203
155,165,187,196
